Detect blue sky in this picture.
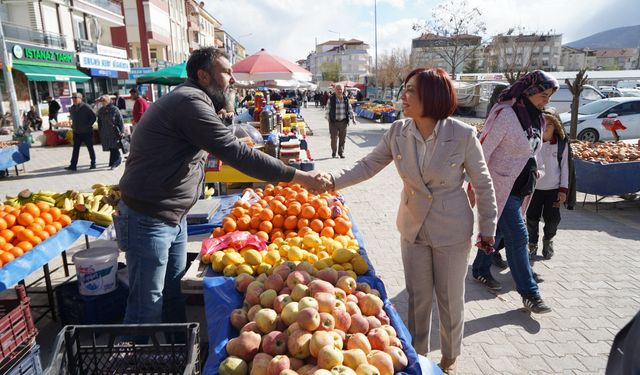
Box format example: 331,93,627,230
206,0,640,63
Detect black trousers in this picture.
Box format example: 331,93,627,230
70,132,96,168
526,188,561,244
329,119,348,156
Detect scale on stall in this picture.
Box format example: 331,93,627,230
186,198,221,225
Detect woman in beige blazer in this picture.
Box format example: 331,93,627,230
322,68,497,372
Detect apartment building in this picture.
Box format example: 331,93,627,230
213,29,245,64
309,38,371,83
410,33,483,75
185,0,220,52
486,33,562,72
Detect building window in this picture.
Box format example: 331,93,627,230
74,16,87,40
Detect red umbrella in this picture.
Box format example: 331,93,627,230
232,49,312,82
334,80,360,88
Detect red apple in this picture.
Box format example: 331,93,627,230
297,307,321,332
261,331,288,356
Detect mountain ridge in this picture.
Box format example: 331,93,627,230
565,25,640,49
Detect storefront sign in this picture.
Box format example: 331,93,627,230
97,44,128,59
9,42,75,65
90,68,119,78
78,52,130,72
128,67,154,79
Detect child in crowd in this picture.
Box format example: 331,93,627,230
527,112,569,260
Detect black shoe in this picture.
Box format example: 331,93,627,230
339,154,345,159
491,252,508,270
473,274,502,291
528,243,538,260
522,295,552,314
332,153,336,158
64,166,76,171
89,164,97,169
542,240,554,259
533,272,544,283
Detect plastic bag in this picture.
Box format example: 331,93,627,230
200,231,267,256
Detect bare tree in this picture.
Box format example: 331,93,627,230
412,0,486,78
320,62,341,82
490,27,555,84
565,69,589,141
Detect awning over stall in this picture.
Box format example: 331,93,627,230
12,63,91,82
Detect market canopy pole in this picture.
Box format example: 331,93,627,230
0,22,22,134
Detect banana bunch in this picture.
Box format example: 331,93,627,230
5,189,58,206
203,186,216,199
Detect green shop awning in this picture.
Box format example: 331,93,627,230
12,63,90,82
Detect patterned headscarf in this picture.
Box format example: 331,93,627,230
498,70,559,137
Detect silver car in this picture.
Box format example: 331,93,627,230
559,97,640,142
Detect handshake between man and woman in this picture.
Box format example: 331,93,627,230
293,170,336,194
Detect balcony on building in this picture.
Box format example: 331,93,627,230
72,0,124,26
2,22,66,49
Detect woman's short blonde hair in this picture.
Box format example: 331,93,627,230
98,95,111,104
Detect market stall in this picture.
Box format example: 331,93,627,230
355,102,398,123
0,142,30,176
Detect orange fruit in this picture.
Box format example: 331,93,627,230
285,231,298,239
334,217,352,235
300,205,315,220
284,216,298,230
49,207,62,221
40,212,54,225
0,252,15,264
0,229,15,242
16,228,35,242
320,226,335,238
255,231,269,241
33,217,45,228
310,219,324,233
29,236,42,246
212,227,225,238
44,224,57,235
231,207,245,219
17,212,34,226
3,214,16,227
259,220,273,234
323,218,336,228
22,203,40,218
1,243,13,251
298,226,314,237
57,214,72,227
248,205,262,216
36,202,51,213
9,247,24,257
28,223,44,233
270,229,284,241
259,208,274,221
297,218,309,230
222,220,237,233
317,206,332,220
287,203,302,216
10,225,25,236
16,240,33,252
236,215,251,231
273,202,287,216
249,216,261,230
0,218,6,231
271,214,284,228
35,230,50,241
52,222,62,231
0,236,5,246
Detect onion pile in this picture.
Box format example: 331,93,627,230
572,141,640,163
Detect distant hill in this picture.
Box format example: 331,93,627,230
565,25,640,49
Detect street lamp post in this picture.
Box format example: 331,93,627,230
328,29,341,40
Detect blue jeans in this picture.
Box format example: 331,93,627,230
115,201,187,324
69,132,96,168
472,194,539,297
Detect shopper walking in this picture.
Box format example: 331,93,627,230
129,88,149,127
116,47,325,327
46,95,61,129
317,68,497,373
65,93,97,171
527,112,569,260
470,70,558,314
96,95,125,170
326,84,356,158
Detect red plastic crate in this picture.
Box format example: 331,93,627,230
0,285,38,364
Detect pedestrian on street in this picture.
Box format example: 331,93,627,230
24,105,43,131
526,112,570,260
318,68,497,373
321,91,329,109
326,84,357,158
129,88,149,127
115,47,325,327
115,92,127,111
469,70,558,314
65,93,97,171
46,95,61,129
96,95,124,170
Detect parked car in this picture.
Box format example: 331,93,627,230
559,97,640,142
548,84,605,113
618,88,640,97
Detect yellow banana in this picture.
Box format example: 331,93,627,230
63,198,74,211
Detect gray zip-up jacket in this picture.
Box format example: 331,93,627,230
69,102,96,134
119,80,296,224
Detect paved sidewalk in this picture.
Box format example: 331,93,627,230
3,107,639,374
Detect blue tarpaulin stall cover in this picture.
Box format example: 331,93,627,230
202,275,428,375
575,159,640,196
0,142,30,171
0,220,94,291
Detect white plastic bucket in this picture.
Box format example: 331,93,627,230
72,247,119,296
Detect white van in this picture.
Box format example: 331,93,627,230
547,84,604,113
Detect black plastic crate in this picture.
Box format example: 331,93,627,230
55,281,128,326
45,323,200,375
6,343,42,375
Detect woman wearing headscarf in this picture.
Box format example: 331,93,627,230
96,95,125,169
470,70,558,314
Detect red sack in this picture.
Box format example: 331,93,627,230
200,231,267,256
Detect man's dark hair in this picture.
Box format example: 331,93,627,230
186,47,228,81
129,88,139,95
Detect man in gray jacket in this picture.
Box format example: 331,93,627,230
65,92,97,170
116,47,325,326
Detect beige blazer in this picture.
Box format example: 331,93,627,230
331,117,497,247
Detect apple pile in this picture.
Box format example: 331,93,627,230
219,263,408,375
203,234,369,278
572,140,640,163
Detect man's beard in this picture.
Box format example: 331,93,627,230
204,83,232,112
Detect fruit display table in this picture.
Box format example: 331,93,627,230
575,159,640,196
0,142,30,176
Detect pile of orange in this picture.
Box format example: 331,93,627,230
0,202,72,268
212,182,353,242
